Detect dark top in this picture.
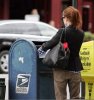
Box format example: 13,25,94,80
42,25,84,71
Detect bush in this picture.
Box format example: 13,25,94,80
83,32,94,42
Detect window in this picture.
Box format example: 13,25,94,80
37,24,57,36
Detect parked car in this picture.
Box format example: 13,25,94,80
0,20,58,73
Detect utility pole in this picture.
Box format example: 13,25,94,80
72,0,77,8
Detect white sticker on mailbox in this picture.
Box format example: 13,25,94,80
16,74,31,94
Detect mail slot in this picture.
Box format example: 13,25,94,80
9,39,37,99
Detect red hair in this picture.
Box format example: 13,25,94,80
63,6,82,29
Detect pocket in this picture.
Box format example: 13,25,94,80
71,72,82,82
53,69,65,82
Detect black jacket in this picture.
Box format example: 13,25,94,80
42,25,84,71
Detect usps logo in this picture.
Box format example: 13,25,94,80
16,74,31,94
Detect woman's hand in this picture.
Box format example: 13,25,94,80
38,47,46,58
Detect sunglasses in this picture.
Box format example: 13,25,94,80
61,16,65,20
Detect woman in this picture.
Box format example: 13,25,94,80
38,6,84,100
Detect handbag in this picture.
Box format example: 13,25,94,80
42,28,70,69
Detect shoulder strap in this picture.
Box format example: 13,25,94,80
60,28,66,42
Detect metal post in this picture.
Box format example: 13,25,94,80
72,0,77,8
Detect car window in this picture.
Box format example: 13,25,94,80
37,24,57,36
0,23,41,36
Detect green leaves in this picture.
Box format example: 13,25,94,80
84,32,94,42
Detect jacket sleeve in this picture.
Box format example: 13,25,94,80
41,28,63,51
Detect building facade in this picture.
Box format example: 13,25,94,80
77,0,94,33
0,0,94,32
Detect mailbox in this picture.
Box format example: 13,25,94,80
9,39,37,99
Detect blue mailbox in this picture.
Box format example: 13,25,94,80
9,39,37,100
